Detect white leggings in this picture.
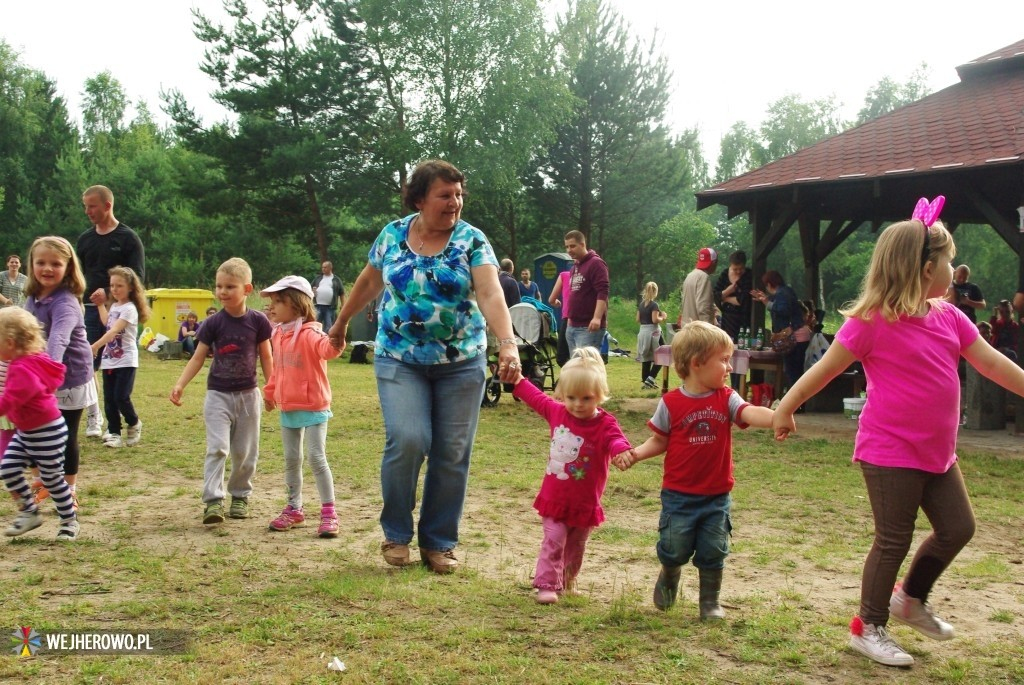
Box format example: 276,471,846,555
280,421,335,510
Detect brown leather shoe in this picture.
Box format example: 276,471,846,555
419,547,459,574
381,541,413,567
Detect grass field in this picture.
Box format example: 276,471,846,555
1,311,1022,684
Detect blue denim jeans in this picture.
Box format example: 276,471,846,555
657,489,732,570
374,354,487,551
316,304,336,331
565,326,605,357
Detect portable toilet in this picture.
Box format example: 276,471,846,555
147,288,217,340
533,252,572,321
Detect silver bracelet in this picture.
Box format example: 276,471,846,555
498,337,516,346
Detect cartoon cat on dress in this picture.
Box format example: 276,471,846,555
547,425,584,480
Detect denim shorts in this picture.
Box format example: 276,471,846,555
656,489,732,570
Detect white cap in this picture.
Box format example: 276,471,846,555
260,275,313,299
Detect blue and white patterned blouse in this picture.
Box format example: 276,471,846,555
370,214,498,365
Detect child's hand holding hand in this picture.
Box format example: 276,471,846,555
612,448,637,471
90,342,102,358
772,410,795,441
264,398,276,412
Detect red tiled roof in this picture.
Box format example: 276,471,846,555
698,39,1024,204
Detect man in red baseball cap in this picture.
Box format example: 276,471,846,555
679,247,718,326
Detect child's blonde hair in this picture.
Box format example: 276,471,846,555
108,266,151,324
0,307,47,355
672,321,734,379
217,257,252,284
840,219,955,322
271,289,316,323
553,346,609,403
24,236,86,298
641,281,659,307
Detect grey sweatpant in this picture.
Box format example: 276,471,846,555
202,388,261,503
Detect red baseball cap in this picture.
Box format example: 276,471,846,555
696,247,718,269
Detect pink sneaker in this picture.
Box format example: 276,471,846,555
317,510,339,538
268,505,305,531
536,589,559,604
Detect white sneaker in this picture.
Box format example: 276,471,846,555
100,431,119,443
5,509,44,537
125,420,142,447
849,618,913,667
104,435,124,448
890,587,955,641
85,413,104,438
56,518,80,541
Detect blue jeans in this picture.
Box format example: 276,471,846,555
565,326,605,357
85,305,104,371
316,304,336,331
374,354,487,551
657,489,732,570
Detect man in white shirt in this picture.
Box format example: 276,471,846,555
679,247,718,325
311,261,345,329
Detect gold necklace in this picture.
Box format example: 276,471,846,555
412,219,425,250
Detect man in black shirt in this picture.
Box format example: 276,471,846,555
76,185,146,437
498,259,521,309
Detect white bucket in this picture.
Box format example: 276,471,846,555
843,397,866,420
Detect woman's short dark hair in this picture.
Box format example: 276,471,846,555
762,270,785,288
402,159,466,213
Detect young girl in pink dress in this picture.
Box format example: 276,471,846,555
774,197,1024,668
511,346,632,604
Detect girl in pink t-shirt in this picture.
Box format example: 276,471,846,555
511,346,632,604
773,197,1024,668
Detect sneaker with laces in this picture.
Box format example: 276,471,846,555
269,505,305,531
5,508,44,537
228,497,249,519
56,518,80,541
536,589,559,604
848,616,914,667
104,434,124,448
889,586,955,641
85,413,104,438
643,376,658,389
203,501,226,525
317,509,339,538
125,420,142,447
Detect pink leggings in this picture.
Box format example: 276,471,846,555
534,517,593,591
859,461,975,625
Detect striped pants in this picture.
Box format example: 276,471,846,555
0,417,74,520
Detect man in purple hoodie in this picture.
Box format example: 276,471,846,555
563,230,610,356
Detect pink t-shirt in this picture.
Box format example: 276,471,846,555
836,300,978,473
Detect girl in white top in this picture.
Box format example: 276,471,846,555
90,267,150,448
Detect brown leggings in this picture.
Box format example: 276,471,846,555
858,461,975,625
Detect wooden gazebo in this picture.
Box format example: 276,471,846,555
696,39,1024,316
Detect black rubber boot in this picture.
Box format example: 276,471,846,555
653,565,681,610
698,568,725,621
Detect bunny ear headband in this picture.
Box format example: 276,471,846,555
911,196,945,227
912,196,945,266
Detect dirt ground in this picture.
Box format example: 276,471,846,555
12,407,1018,675
94,408,1023,654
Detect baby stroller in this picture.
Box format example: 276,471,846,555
482,302,559,407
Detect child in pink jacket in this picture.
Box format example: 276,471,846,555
261,276,342,538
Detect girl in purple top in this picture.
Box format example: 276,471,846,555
773,197,1024,668
24,236,94,510
511,346,632,604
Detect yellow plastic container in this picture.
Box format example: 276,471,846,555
147,288,216,340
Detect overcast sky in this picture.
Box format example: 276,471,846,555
3,1,1020,166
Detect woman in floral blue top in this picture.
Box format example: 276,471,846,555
329,160,520,574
